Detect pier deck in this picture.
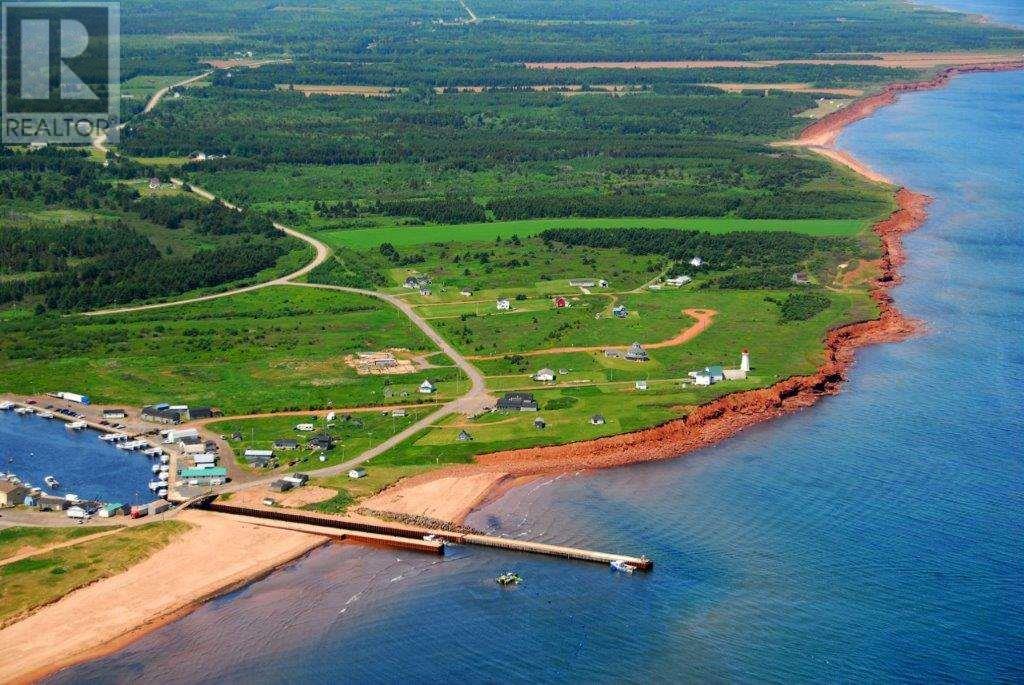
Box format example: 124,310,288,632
198,501,652,570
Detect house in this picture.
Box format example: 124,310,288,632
665,275,692,287
460,289,473,297
102,408,127,419
0,481,29,507
496,298,511,311
533,368,556,382
244,449,274,460
419,287,431,296
348,467,367,479
693,372,713,387
612,305,628,318
391,408,407,418
635,380,648,391
419,379,436,394
273,439,299,451
148,177,160,189
598,279,608,288
553,296,569,308
496,391,539,412
457,430,473,442
534,417,547,429
791,271,811,285
689,257,704,268
590,414,606,426
404,275,430,290
246,454,277,469
188,151,207,162
308,434,334,451
625,342,649,362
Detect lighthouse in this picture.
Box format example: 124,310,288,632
740,349,750,373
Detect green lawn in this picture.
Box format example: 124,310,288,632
319,216,868,250
0,522,187,627
0,287,464,415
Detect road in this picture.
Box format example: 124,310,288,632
143,71,213,114
459,0,479,23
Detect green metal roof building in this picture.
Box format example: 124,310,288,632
178,467,227,479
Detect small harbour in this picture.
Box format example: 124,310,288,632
0,410,156,506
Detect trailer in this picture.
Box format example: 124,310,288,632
54,391,91,405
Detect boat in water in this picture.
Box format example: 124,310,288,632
0,401,14,410
37,411,54,419
66,420,88,430
610,559,634,574
496,571,523,586
44,475,60,489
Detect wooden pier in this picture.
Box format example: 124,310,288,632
198,501,652,570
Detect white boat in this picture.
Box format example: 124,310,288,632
157,471,169,482
99,433,119,442
159,465,169,473
38,411,54,419
0,401,14,410
157,488,168,498
159,454,170,464
610,559,634,574
14,407,30,415
44,475,60,489
66,421,88,430
64,493,80,502
152,464,161,473
148,481,164,491
143,447,163,457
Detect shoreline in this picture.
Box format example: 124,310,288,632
1,511,329,685
361,60,1023,525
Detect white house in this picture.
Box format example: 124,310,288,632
689,257,704,267
419,379,436,394
665,275,692,287
533,368,556,382
496,298,511,310
635,380,648,391
693,372,713,387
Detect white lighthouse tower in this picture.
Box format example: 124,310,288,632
740,349,750,373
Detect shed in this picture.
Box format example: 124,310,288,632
244,449,274,459
348,468,367,479
534,417,547,429
635,380,648,391
269,480,294,493
553,296,569,308
590,414,606,425
457,430,473,442
419,379,436,394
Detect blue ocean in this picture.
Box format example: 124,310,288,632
49,12,1024,685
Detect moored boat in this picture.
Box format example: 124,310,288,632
44,475,60,489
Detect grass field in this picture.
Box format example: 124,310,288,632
208,408,434,471
0,522,187,627
319,216,869,250
0,287,464,415
0,526,117,562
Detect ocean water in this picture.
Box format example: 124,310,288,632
49,62,1024,685
0,412,155,505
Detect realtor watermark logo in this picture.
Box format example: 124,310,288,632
2,2,119,145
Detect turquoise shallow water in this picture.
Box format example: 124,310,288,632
49,43,1024,685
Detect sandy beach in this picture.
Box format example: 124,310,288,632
0,511,327,684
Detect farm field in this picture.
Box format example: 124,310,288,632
318,216,869,250
0,287,463,415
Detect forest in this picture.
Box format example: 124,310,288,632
0,149,298,312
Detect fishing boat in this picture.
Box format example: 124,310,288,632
44,475,60,489
496,571,523,586
152,463,161,473
37,411,54,419
157,488,168,498
610,559,634,574
0,401,14,410
14,406,30,415
66,420,88,430
148,481,165,491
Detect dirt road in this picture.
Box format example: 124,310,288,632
466,308,716,360
143,71,212,114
